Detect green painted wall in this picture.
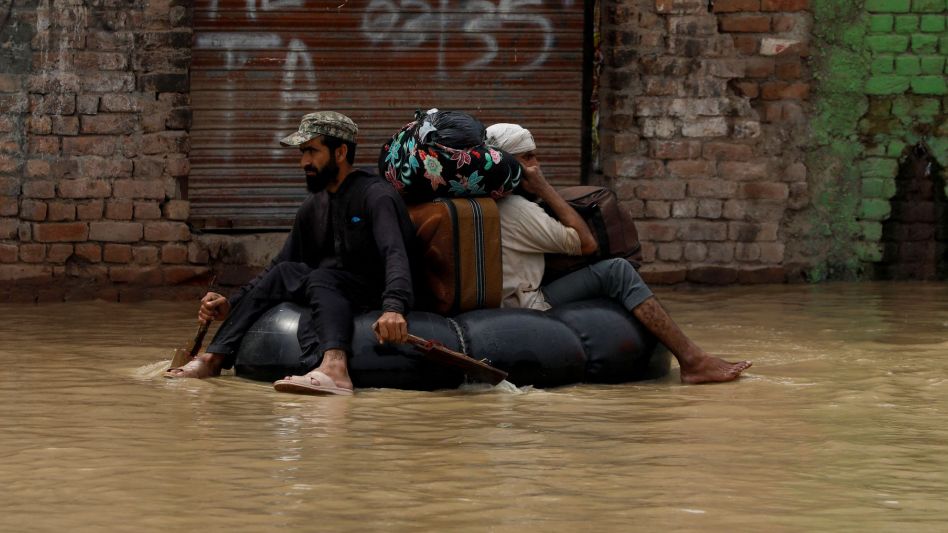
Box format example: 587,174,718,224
807,0,947,280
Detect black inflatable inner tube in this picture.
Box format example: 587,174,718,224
235,299,670,390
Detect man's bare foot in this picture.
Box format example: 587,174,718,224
311,349,353,391
678,355,752,384
164,352,225,379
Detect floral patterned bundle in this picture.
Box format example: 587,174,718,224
378,115,522,204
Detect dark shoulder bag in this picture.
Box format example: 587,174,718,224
542,186,643,283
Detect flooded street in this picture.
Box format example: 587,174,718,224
2,282,947,532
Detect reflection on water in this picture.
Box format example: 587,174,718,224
1,282,947,531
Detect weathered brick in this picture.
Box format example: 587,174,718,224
188,242,210,264
729,221,763,241
166,156,189,178
638,221,679,241
761,81,810,100
76,200,104,220
636,181,687,200
47,243,73,263
688,179,737,198
51,116,80,136
28,137,60,155
740,182,789,199
77,95,99,115
640,265,687,284
0,74,19,93
657,243,683,261
697,199,723,218
59,179,112,199
772,14,798,32
30,93,76,115
788,182,809,209
33,222,89,242
0,243,17,263
669,98,727,117
112,179,166,200
719,160,770,180
683,241,708,261
161,243,188,264
668,160,715,178
775,60,803,80
73,52,128,71
0,156,20,176
80,114,138,135
703,142,754,161
735,242,761,261
74,242,102,263
27,115,52,135
720,15,771,33
672,199,698,218
79,72,136,93
104,243,133,263
655,0,706,14
27,72,80,94
89,221,144,243
162,200,189,221
99,94,144,113
707,58,747,77
680,221,728,240
760,0,808,11
651,140,703,160
669,16,719,36
25,159,51,179
681,118,728,137
758,242,785,263
19,243,46,263
0,218,18,239
141,131,189,155
911,76,947,95
78,156,133,179
608,158,665,180
134,201,162,220
20,200,48,221
713,0,760,12
133,246,160,265
707,243,737,263
63,136,118,157
645,200,671,219
47,201,76,222
144,221,190,242
0,196,16,216
640,118,678,138
133,158,165,179
106,199,134,220
0,177,19,196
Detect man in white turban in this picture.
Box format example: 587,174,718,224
486,123,751,384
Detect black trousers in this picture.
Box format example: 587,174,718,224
206,262,381,369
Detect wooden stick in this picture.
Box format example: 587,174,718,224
405,333,508,385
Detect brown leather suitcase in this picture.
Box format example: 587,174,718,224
543,186,643,282
409,197,503,316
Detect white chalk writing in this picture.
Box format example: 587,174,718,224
361,0,557,76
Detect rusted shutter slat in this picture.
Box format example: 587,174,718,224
190,0,586,230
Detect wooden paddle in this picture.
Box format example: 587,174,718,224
168,277,218,370
168,319,211,370
405,333,507,385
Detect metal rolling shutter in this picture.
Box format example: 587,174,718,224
190,0,588,229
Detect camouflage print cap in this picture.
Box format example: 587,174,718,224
279,111,359,146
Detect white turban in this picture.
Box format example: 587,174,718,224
485,123,536,155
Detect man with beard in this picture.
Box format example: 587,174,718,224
166,112,415,395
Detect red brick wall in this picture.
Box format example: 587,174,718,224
599,0,812,284
0,0,207,302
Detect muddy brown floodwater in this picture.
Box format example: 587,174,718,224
1,282,947,532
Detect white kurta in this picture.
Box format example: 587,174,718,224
496,194,582,310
